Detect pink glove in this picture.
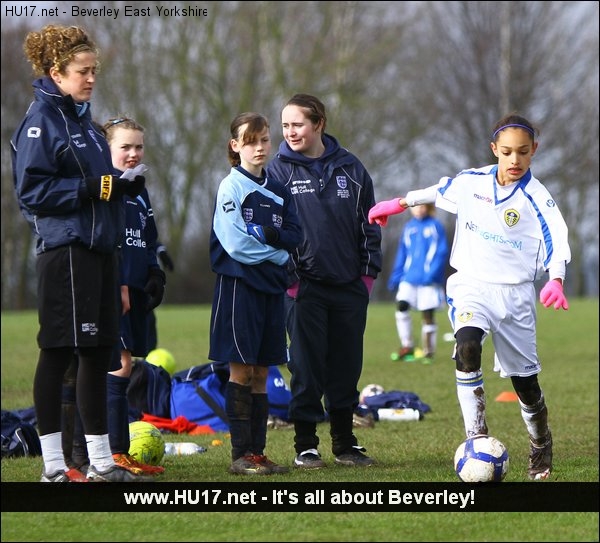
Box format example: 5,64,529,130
286,281,300,299
368,199,406,226
361,275,374,296
539,280,569,310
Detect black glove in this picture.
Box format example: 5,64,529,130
157,245,174,272
144,267,166,311
126,175,146,198
85,175,145,201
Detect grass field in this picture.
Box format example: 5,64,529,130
1,300,598,541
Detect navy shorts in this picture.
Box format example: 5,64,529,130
36,245,120,349
209,275,287,366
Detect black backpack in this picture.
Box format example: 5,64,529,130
127,359,172,421
1,409,42,459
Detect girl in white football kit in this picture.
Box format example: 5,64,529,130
369,114,570,480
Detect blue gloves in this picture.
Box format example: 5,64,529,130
247,223,267,243
247,223,279,245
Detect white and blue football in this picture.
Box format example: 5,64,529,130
454,435,509,483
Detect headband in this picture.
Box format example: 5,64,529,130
492,123,535,140
57,44,96,67
108,118,128,126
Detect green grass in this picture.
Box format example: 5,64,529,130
1,300,598,541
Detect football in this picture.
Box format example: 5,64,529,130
129,421,165,465
359,383,385,404
146,348,176,375
454,435,509,483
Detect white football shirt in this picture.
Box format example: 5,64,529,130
429,165,571,284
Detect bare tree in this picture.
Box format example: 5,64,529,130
1,1,597,308
1,22,38,308
392,1,599,296
67,0,423,302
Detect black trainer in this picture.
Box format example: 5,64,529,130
294,449,326,469
334,445,375,466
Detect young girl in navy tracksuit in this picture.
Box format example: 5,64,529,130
103,117,166,476
62,117,166,478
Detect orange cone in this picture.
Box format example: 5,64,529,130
495,391,519,402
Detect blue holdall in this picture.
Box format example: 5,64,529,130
266,366,292,420
170,362,230,432
170,362,291,432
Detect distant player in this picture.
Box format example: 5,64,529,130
387,204,448,363
369,113,570,480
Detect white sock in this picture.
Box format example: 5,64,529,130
86,434,115,471
39,431,68,475
395,310,413,348
455,370,488,437
422,323,437,356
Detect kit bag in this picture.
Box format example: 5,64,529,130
170,362,291,431
170,362,230,432
1,409,42,459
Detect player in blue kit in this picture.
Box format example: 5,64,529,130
388,204,448,363
369,114,570,480
209,112,302,475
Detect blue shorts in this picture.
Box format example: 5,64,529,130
209,275,287,366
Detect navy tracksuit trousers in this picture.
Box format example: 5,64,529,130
285,278,369,455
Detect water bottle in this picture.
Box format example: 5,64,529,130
164,442,207,455
377,408,422,421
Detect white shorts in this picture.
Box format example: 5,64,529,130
446,273,540,378
396,282,445,311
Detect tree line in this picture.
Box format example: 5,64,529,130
1,0,598,309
